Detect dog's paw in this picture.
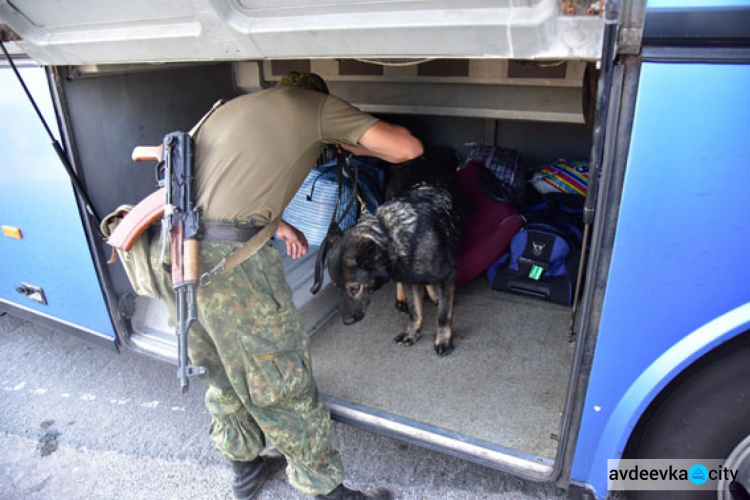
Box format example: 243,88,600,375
393,332,420,346
434,341,454,357
394,299,409,314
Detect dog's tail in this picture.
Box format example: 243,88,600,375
311,222,341,295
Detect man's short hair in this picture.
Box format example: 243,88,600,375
277,71,330,95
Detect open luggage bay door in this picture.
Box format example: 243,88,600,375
0,0,613,64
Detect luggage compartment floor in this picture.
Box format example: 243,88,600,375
309,278,575,460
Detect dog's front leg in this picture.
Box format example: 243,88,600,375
394,284,424,347
434,279,456,356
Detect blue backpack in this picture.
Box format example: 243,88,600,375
487,193,583,306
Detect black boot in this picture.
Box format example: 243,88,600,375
230,448,287,500
315,483,393,500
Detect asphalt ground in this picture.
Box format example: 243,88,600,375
0,312,568,500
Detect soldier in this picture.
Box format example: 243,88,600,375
150,71,423,499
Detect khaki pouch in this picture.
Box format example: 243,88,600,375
101,205,161,299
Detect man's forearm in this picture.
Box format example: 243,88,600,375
339,143,379,159
344,121,424,164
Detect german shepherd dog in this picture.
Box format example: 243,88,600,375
312,148,465,356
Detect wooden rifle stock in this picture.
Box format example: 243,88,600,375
132,144,164,163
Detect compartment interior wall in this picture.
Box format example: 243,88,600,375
59,63,240,296
384,114,593,167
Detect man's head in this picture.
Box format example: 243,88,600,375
277,71,329,95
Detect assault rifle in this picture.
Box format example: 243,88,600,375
132,132,206,393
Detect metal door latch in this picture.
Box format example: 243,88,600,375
15,283,48,305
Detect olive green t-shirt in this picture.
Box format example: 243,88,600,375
194,86,378,223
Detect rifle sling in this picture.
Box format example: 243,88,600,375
189,98,278,286
200,218,280,286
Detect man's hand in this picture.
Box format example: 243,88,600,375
276,219,308,259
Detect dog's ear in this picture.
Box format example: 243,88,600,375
311,223,343,295
358,243,390,290
355,240,387,271
327,222,344,239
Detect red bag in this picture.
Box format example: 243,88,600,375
456,162,524,285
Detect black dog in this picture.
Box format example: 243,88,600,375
312,166,464,355
382,146,469,312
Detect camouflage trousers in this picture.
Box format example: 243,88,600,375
149,234,344,496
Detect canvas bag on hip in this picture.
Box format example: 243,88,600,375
101,205,160,299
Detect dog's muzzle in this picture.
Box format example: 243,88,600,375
341,311,365,325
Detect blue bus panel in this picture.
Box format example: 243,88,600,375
0,67,116,343
571,61,750,496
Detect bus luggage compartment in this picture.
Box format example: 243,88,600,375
53,58,595,478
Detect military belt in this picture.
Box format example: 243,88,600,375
201,220,264,242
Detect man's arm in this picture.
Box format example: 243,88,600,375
341,121,423,164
